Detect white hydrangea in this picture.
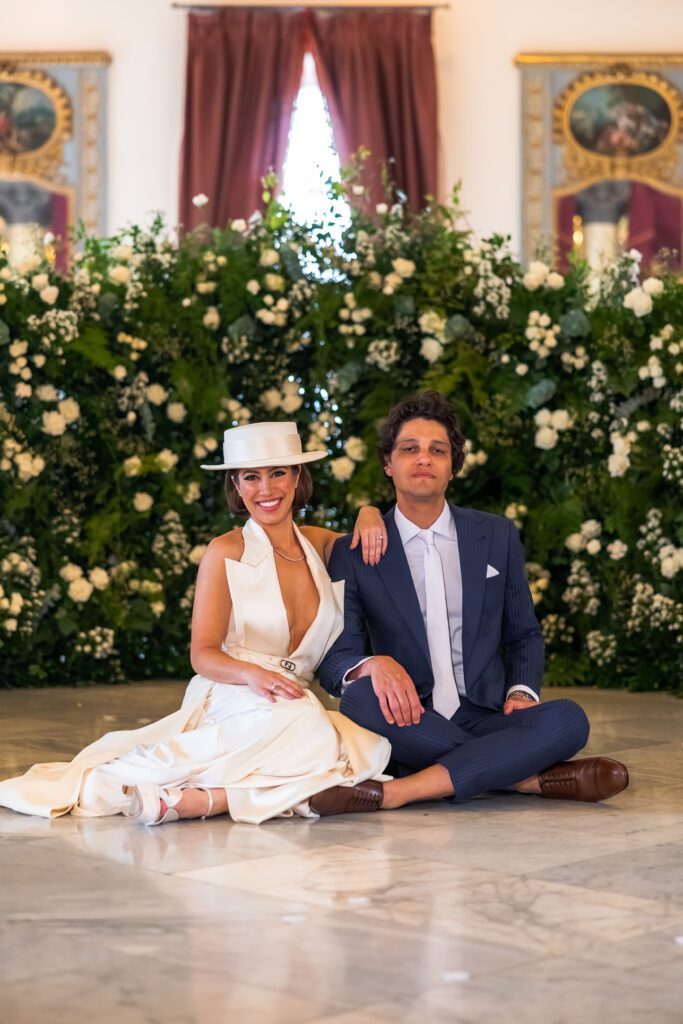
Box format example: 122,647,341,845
68,577,94,603
89,567,110,590
329,456,355,481
623,287,653,318
42,411,67,436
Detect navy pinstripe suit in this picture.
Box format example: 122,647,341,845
318,504,590,800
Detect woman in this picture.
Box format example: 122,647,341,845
0,421,393,825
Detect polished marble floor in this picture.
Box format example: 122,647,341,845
1,683,682,1024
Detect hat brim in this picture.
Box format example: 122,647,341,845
200,450,328,471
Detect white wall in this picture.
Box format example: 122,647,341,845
0,0,186,233
434,0,683,249
3,0,683,251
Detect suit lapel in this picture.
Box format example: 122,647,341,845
451,504,490,672
376,508,431,668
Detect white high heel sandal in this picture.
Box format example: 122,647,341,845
127,785,215,826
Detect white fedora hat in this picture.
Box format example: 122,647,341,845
200,421,327,471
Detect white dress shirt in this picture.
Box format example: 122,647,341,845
342,502,539,704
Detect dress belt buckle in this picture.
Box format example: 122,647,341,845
280,658,296,673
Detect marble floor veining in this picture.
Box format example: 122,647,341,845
0,684,682,1024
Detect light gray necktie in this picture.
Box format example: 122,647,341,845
421,529,460,719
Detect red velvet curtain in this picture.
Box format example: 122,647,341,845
627,181,683,270
308,10,438,208
179,9,307,228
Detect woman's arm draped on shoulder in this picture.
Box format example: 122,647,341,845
304,506,387,567
190,534,305,701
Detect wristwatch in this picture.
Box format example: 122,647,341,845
508,690,538,703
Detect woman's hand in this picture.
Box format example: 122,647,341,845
246,666,306,702
350,505,388,566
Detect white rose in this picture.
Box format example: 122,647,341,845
68,577,94,603
42,411,67,436
546,271,565,290
392,258,416,279
515,363,529,376
15,382,32,399
585,538,601,555
375,203,388,214
231,218,247,232
123,456,142,477
329,456,355,481
565,533,584,553
420,337,444,363
189,544,207,565
642,277,664,297
535,426,559,450
182,481,201,504
607,452,630,477
246,279,261,295
623,287,653,318
31,273,49,291
260,388,281,411
192,193,209,208
58,398,80,424
59,563,83,582
167,402,187,423
259,248,279,267
40,285,59,305
580,519,602,539
528,261,549,277
89,567,110,590
660,556,678,579
280,394,302,414
112,244,133,262
606,541,628,560
256,308,276,325
150,601,165,617
264,273,285,292
522,271,544,291
156,448,178,473
550,409,571,431
133,492,154,512
534,408,552,427
145,383,168,405
112,365,127,381
203,306,220,330
108,265,131,286
418,311,446,337
345,436,367,462
3,617,18,633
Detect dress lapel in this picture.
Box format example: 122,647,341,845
451,504,490,672
376,507,431,667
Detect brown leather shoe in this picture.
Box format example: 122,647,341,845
309,781,383,816
539,756,629,802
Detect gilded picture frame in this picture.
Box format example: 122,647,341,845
0,51,110,269
516,54,683,270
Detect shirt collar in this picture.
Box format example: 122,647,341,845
394,502,455,545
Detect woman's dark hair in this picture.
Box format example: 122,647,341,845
376,391,466,475
224,465,313,515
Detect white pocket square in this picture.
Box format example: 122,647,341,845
486,564,500,579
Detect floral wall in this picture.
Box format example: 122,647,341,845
0,187,681,691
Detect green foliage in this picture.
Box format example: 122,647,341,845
0,184,681,690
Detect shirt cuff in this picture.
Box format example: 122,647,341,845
340,657,373,693
506,684,540,702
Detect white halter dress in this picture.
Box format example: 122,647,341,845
0,520,391,824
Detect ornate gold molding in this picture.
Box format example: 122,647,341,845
0,51,111,67
0,66,73,179
553,68,683,186
516,53,683,68
521,70,550,262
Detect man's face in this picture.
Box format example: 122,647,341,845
384,418,453,502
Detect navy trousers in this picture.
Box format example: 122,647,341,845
340,679,590,802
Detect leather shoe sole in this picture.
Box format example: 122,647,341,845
309,780,383,816
539,756,629,802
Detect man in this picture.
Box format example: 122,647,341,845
318,392,628,805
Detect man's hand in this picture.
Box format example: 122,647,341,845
366,656,424,727
503,691,540,715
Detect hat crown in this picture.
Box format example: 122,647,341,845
223,421,303,467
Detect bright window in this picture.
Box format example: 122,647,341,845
281,53,350,237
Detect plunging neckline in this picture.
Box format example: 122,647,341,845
251,521,323,657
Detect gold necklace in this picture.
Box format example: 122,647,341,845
273,547,306,563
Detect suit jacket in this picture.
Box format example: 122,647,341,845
317,503,544,710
